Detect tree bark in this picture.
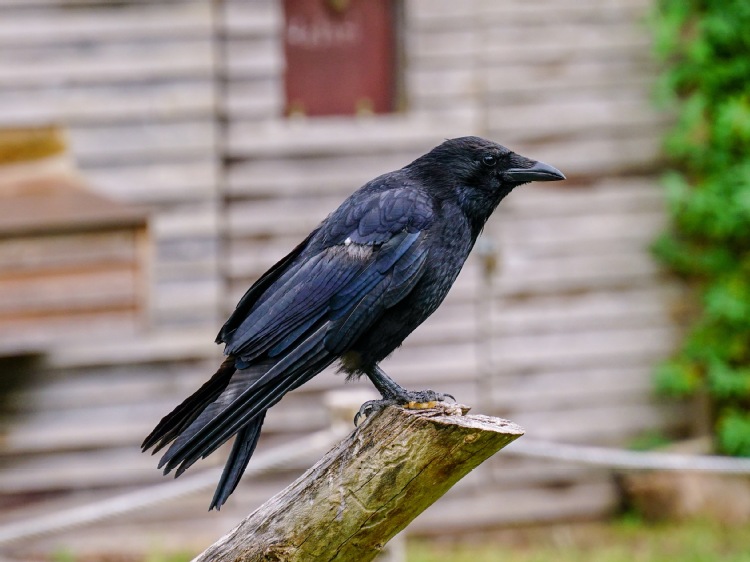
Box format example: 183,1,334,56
193,404,524,562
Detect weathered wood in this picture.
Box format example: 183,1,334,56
194,405,523,562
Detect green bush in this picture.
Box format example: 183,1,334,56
651,0,750,456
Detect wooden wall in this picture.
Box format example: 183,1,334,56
0,0,687,558
0,0,221,327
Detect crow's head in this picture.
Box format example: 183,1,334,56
422,135,564,189
410,136,565,232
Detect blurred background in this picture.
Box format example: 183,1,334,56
1,0,749,561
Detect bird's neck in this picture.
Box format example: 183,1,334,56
455,184,513,241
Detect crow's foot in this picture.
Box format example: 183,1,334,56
354,389,456,426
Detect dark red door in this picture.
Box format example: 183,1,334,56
283,0,396,117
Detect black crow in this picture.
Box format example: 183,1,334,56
142,136,564,509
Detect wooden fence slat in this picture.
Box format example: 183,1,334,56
492,287,677,335
490,326,677,372
84,161,217,203
500,178,665,216
69,120,216,165
0,2,210,46
510,401,689,444
0,41,213,88
0,230,136,270
0,83,214,126
226,114,469,158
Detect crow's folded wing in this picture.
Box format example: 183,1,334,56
221,187,435,364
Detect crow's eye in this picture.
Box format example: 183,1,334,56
482,154,497,167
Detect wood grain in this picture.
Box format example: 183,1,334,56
193,405,523,562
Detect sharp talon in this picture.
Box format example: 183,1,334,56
354,399,390,426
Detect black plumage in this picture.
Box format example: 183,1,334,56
142,136,564,509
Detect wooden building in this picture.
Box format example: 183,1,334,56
0,0,686,558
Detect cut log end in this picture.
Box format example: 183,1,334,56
194,404,524,562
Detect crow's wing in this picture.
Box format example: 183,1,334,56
222,187,435,365
216,227,320,345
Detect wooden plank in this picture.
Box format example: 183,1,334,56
84,160,217,203
222,0,281,36
408,24,650,67
223,37,284,78
500,178,665,217
510,401,689,444
492,287,678,336
0,442,313,495
481,22,650,56
497,211,667,255
0,2,210,46
490,326,677,372
0,0,195,6
0,310,139,353
490,366,658,412
482,59,656,98
0,266,137,314
224,79,284,120
406,66,476,103
226,153,425,197
408,0,649,28
45,329,220,369
151,278,220,325
9,362,216,413
480,2,650,25
0,82,214,126
0,230,137,271
495,251,664,296
493,134,663,178
226,114,470,159
0,398,327,456
69,120,216,165
0,40,213,88
406,0,478,28
226,195,339,239
151,201,219,240
486,98,667,142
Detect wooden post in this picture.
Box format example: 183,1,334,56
193,404,524,562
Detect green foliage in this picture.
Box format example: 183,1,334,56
651,0,750,455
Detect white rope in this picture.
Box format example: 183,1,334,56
0,425,347,546
508,438,750,473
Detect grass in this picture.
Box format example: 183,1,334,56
407,517,750,562
45,518,750,562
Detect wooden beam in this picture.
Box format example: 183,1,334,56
193,404,523,562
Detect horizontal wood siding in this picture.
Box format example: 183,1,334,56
0,0,221,328
0,0,684,557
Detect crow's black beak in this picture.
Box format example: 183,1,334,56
504,160,566,183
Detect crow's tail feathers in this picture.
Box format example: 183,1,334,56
141,356,237,454
143,325,335,509
209,410,266,511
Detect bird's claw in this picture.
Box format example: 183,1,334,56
353,390,457,426
354,399,392,426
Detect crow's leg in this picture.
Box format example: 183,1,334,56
355,365,455,425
